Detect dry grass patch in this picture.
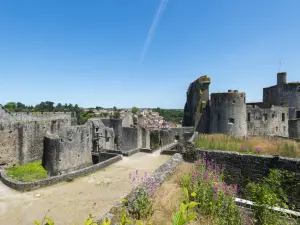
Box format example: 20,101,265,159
195,134,300,158
148,162,215,225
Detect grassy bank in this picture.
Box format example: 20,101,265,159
6,160,48,182
194,134,300,158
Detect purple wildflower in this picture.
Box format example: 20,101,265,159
255,147,262,153
241,146,247,151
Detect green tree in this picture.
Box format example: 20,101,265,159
55,103,63,112
4,102,16,112
132,106,138,114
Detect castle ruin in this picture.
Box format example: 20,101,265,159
182,72,299,138
0,105,192,175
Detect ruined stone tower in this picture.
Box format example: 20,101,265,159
210,91,247,136
182,75,211,131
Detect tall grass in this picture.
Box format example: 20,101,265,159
6,160,48,182
194,134,300,158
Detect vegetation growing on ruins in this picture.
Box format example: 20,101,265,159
195,134,300,158
33,160,298,225
7,160,48,182
246,169,296,225
180,155,243,224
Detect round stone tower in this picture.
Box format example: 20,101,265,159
210,91,247,136
277,72,287,85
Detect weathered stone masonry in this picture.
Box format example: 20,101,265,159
43,124,93,176
183,72,299,138
0,111,72,167
195,149,300,210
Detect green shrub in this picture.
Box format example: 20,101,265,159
7,160,48,182
246,169,296,225
126,188,153,220
172,187,199,225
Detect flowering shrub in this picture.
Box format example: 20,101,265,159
125,169,157,220
181,153,242,225
129,170,158,197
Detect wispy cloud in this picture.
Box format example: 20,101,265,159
140,0,169,62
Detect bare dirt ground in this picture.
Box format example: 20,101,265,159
0,152,170,225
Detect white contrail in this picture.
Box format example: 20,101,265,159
140,0,169,62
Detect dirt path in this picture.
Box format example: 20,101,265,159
0,152,170,225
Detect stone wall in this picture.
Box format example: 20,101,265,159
170,127,194,141
195,149,300,210
43,124,93,176
150,130,160,150
246,105,289,137
122,127,138,150
1,111,72,123
89,119,115,151
0,118,71,167
139,127,150,149
101,119,123,150
289,119,300,138
149,128,194,150
0,105,12,121
1,153,122,191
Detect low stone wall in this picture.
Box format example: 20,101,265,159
100,153,183,224
195,149,300,210
0,153,122,192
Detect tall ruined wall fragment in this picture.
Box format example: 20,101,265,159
182,75,210,132
122,112,133,127
101,119,123,149
43,124,93,176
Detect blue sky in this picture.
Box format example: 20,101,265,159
0,0,300,109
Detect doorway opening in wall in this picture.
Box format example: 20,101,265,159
263,114,268,121
297,111,300,119
283,126,286,132
247,113,251,122
276,126,278,132
282,113,285,122
228,118,235,124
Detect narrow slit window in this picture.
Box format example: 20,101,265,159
282,113,285,122
247,113,251,122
